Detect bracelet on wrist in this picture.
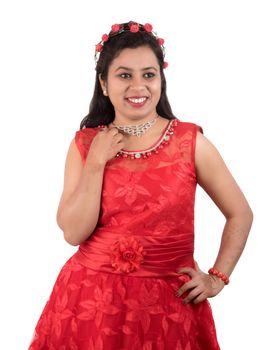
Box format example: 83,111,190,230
208,267,230,285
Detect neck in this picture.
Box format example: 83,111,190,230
112,113,159,126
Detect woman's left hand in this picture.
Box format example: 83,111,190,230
175,262,225,304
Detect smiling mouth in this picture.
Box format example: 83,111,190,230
126,97,148,104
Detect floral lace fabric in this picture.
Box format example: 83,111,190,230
28,119,220,350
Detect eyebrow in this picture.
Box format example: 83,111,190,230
115,66,158,72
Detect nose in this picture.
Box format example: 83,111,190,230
129,75,147,91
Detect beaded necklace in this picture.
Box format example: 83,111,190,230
98,118,178,160
118,118,177,159
112,114,159,137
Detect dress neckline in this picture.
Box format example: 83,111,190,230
115,118,179,160
121,119,173,153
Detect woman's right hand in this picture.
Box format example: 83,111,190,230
87,125,125,166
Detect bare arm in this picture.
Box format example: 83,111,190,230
56,139,106,246
56,127,125,246
195,131,253,276
176,131,253,303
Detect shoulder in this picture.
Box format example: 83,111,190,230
195,127,225,176
75,127,100,137
75,127,100,145
73,127,101,163
176,119,204,135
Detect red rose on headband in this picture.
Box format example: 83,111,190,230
111,23,120,32
144,23,153,32
95,43,103,52
102,34,109,42
130,23,139,33
157,38,165,46
94,22,167,67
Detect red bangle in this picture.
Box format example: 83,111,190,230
208,268,230,285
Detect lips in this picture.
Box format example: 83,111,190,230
126,96,148,108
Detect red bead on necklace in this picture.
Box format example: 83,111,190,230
98,118,178,160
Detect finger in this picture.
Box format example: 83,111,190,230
176,280,197,297
183,287,203,304
118,142,125,150
111,131,123,141
108,127,119,134
192,293,207,304
108,124,121,134
177,266,197,278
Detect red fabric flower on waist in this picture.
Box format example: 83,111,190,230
110,236,145,273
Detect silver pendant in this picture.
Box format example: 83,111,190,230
112,115,159,137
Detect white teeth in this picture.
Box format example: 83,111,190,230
128,97,146,103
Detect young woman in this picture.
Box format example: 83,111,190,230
28,21,253,349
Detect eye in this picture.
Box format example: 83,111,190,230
143,72,155,78
119,73,131,79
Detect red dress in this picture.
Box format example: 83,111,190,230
28,119,220,350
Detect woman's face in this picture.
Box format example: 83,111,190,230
100,45,161,122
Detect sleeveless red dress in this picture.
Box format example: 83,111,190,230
28,119,220,350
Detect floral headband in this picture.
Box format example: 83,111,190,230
94,21,168,69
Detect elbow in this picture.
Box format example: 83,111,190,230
57,215,81,246
57,222,81,246
241,208,254,227
243,208,254,240
63,232,81,246
248,209,254,232
56,215,96,246
244,204,254,227
248,207,254,224
224,205,254,229
227,207,254,235
62,227,94,246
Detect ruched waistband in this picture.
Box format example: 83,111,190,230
73,230,195,278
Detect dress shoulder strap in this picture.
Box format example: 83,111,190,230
75,127,99,165
175,120,203,177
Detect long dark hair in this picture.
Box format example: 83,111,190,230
79,21,176,130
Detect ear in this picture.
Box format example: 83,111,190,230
98,73,107,92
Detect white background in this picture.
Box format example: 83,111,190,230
1,0,279,349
